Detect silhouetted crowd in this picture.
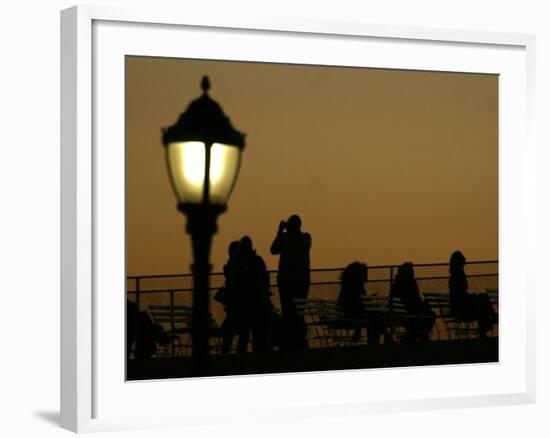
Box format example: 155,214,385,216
215,214,311,352
127,215,498,358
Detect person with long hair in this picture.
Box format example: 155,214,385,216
449,250,497,337
338,262,384,344
391,262,435,342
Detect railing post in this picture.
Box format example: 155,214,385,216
135,277,141,310
134,277,141,359
386,266,395,343
170,289,175,357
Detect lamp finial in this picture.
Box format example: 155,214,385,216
201,76,210,94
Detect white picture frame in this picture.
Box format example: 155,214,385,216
60,5,536,433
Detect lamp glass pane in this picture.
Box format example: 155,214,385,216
166,141,241,205
166,141,205,204
209,143,241,204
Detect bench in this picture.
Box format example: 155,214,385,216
148,305,193,357
294,298,348,347
423,291,498,340
148,305,224,356
295,295,425,346
486,288,499,306
384,296,437,342
422,293,476,339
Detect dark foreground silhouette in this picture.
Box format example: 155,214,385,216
127,337,498,380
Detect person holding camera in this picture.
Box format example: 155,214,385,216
270,214,312,349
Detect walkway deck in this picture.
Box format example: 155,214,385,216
127,337,498,380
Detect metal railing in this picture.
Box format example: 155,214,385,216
127,260,498,355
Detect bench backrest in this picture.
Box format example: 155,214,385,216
148,305,192,328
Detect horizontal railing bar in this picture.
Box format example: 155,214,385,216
127,260,498,280
126,272,498,293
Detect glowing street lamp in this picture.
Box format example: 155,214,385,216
162,76,245,375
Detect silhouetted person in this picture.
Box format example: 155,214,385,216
215,240,242,353
338,262,367,342
391,262,435,342
270,214,311,349
127,299,176,360
236,236,273,353
127,307,163,360
126,299,157,360
449,250,497,337
338,262,384,344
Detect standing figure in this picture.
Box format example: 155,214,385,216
237,236,273,353
448,250,497,337
270,214,311,349
391,262,435,342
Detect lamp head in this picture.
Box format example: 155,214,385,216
162,76,245,206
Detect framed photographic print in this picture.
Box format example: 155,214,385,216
61,5,536,433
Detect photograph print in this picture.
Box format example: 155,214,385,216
125,56,498,380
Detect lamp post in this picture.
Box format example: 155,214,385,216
162,76,245,376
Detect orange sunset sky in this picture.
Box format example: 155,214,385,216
126,56,498,276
